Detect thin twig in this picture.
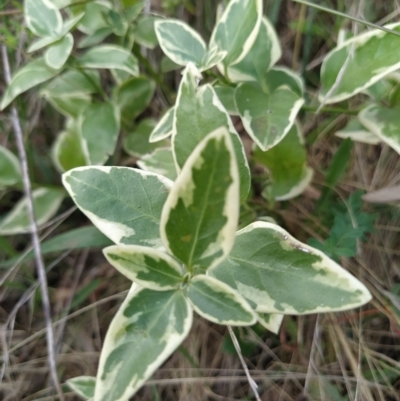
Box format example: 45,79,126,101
227,326,261,401
1,45,64,401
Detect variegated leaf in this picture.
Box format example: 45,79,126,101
1,59,58,110
335,119,381,145
264,67,304,97
358,104,400,154
0,146,21,188
77,1,112,35
161,127,239,274
210,0,262,69
187,275,256,326
173,63,250,202
234,82,304,151
137,148,177,181
227,17,281,83
62,166,173,246
149,107,175,142
25,0,63,37
78,45,139,76
44,33,74,70
94,285,192,401
155,19,207,68
79,102,120,165
209,222,372,315
134,15,159,49
202,46,227,71
0,188,64,235
257,313,284,334
253,123,313,200
67,376,95,400
320,23,400,104
104,245,183,290
52,125,87,173
214,84,238,116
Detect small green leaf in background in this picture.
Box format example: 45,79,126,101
359,104,400,155
335,119,381,145
210,0,262,69
235,82,304,151
254,123,313,200
155,19,207,68
0,146,21,189
66,375,96,400
25,0,63,38
104,245,183,290
62,166,173,247
0,188,65,235
320,23,400,104
124,119,169,158
161,127,239,273
114,77,155,126
134,15,159,49
227,17,281,83
209,222,372,314
149,107,175,142
52,125,87,172
187,275,256,325
1,59,59,110
78,45,139,76
79,102,120,165
137,147,177,181
94,286,192,401
0,226,112,269
44,33,74,70
173,63,250,202
77,1,112,35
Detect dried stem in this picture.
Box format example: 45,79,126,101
1,44,64,401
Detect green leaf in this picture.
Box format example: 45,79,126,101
134,15,159,49
234,82,304,151
94,285,192,401
0,188,65,235
227,17,281,83
52,126,87,173
264,67,304,97
62,166,173,246
257,313,283,334
0,226,112,269
0,146,21,189
78,45,139,76
254,123,313,200
335,119,381,144
79,102,120,165
67,376,96,400
155,19,207,68
77,1,112,35
187,275,256,325
209,222,372,314
149,107,175,143
173,63,250,202
1,59,58,110
123,119,169,158
25,0,63,37
78,27,114,49
210,0,262,68
202,46,227,71
114,77,155,126
44,33,74,69
320,23,400,104
104,245,183,290
358,104,400,154
161,127,239,273
214,84,238,115
137,147,177,181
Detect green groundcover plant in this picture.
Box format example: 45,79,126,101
1,0,390,400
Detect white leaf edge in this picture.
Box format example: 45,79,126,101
149,106,175,143
257,313,284,335
44,33,74,70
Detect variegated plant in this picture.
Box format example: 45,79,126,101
63,127,371,400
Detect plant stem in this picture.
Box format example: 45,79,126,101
1,45,64,401
289,0,400,38
302,104,359,115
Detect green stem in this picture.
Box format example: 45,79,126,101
289,0,400,38
302,104,359,115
